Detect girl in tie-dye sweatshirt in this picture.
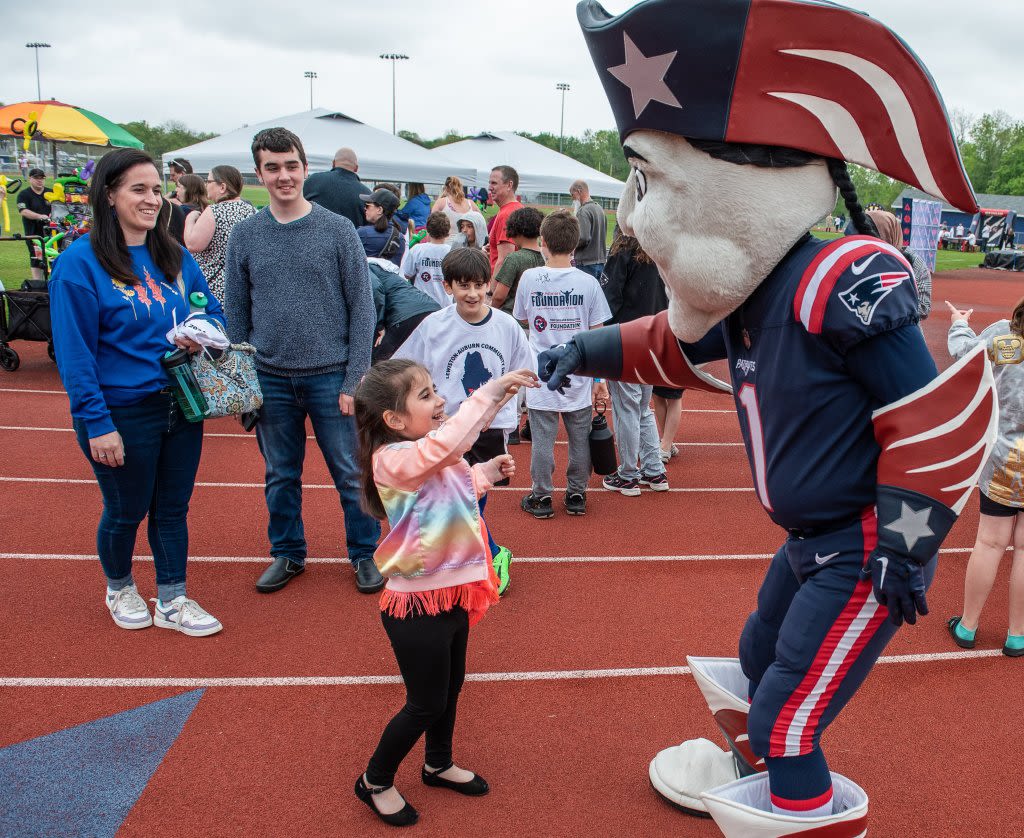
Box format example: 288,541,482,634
352,359,538,827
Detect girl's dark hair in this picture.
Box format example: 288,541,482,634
354,359,429,519
608,227,652,263
688,139,879,237
210,165,244,201
89,148,182,285
1011,296,1024,336
177,174,209,212
407,182,425,198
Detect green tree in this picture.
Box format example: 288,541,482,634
833,164,906,216
117,120,216,161
959,110,1019,193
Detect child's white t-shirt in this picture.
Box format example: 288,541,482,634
513,265,611,412
393,305,535,431
402,242,453,307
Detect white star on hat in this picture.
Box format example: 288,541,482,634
883,501,934,553
607,33,682,119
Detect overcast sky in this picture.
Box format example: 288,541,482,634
6,0,1023,143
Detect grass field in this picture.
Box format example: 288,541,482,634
0,186,996,290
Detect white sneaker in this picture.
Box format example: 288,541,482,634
152,596,223,637
105,585,153,630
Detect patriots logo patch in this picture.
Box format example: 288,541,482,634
837,271,909,325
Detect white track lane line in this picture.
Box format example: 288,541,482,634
0,426,745,446
0,387,65,395
0,476,755,492
0,650,1003,689
0,547,981,564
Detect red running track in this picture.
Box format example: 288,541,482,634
1,270,1022,836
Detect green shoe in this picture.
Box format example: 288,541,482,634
493,547,512,596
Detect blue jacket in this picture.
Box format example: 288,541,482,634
49,235,224,437
395,193,432,229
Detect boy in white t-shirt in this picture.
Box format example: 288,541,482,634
402,212,453,307
394,247,534,595
513,210,611,518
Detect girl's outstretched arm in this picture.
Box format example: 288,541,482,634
374,370,538,491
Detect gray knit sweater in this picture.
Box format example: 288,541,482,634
224,204,375,394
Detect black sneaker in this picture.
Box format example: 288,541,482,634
521,493,554,519
520,419,532,442
507,428,521,446
564,491,587,515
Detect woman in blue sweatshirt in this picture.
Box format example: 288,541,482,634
50,148,225,638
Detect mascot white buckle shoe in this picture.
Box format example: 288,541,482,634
649,657,764,815
701,772,868,838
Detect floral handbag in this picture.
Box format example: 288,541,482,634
191,343,263,418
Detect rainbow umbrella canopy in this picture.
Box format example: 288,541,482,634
0,100,143,149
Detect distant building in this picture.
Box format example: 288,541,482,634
892,187,1024,236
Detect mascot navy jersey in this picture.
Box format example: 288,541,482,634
688,235,926,532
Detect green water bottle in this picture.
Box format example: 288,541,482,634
161,347,210,422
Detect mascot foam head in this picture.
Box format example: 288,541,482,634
578,0,977,341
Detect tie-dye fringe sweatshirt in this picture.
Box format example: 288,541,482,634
372,383,504,625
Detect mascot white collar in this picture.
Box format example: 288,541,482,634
578,0,977,342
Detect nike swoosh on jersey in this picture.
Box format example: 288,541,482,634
814,552,840,565
850,252,881,275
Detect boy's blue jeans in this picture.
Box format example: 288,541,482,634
255,369,380,567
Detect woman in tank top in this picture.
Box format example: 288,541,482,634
184,165,257,303
432,176,474,239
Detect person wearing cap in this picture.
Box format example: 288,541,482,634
303,147,370,228
165,158,192,204
356,187,407,269
17,168,50,280
535,1,998,833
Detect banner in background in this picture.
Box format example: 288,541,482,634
971,209,1016,251
903,198,942,271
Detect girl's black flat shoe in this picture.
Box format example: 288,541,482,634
354,775,419,827
421,763,490,796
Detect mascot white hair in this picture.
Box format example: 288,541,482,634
537,1,1000,835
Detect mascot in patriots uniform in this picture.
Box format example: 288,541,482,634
539,1,999,835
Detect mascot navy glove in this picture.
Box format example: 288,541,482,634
862,551,928,626
537,342,582,393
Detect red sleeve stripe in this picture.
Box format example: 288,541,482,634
619,313,732,393
794,237,911,333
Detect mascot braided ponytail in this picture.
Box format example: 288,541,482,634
826,159,878,238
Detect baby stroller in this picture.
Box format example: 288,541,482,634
0,235,54,371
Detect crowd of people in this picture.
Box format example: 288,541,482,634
40,122,1023,829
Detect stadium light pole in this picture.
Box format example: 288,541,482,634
556,83,571,153
304,71,317,110
380,53,409,134
26,42,51,101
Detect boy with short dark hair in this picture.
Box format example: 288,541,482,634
394,246,534,595
402,211,452,307
491,206,544,315
513,210,611,518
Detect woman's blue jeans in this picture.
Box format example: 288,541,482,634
255,369,380,567
74,390,202,602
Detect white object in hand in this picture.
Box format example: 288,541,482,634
165,312,229,350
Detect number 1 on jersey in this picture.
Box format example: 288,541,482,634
738,383,772,511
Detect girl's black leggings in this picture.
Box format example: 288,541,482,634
365,606,469,787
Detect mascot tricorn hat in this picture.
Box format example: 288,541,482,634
577,0,978,212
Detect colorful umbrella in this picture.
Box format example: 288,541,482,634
0,100,143,149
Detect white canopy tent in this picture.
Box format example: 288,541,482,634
161,109,475,185
429,132,626,201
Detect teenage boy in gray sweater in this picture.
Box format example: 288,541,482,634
224,127,383,595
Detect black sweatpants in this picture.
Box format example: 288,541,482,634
365,606,470,786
